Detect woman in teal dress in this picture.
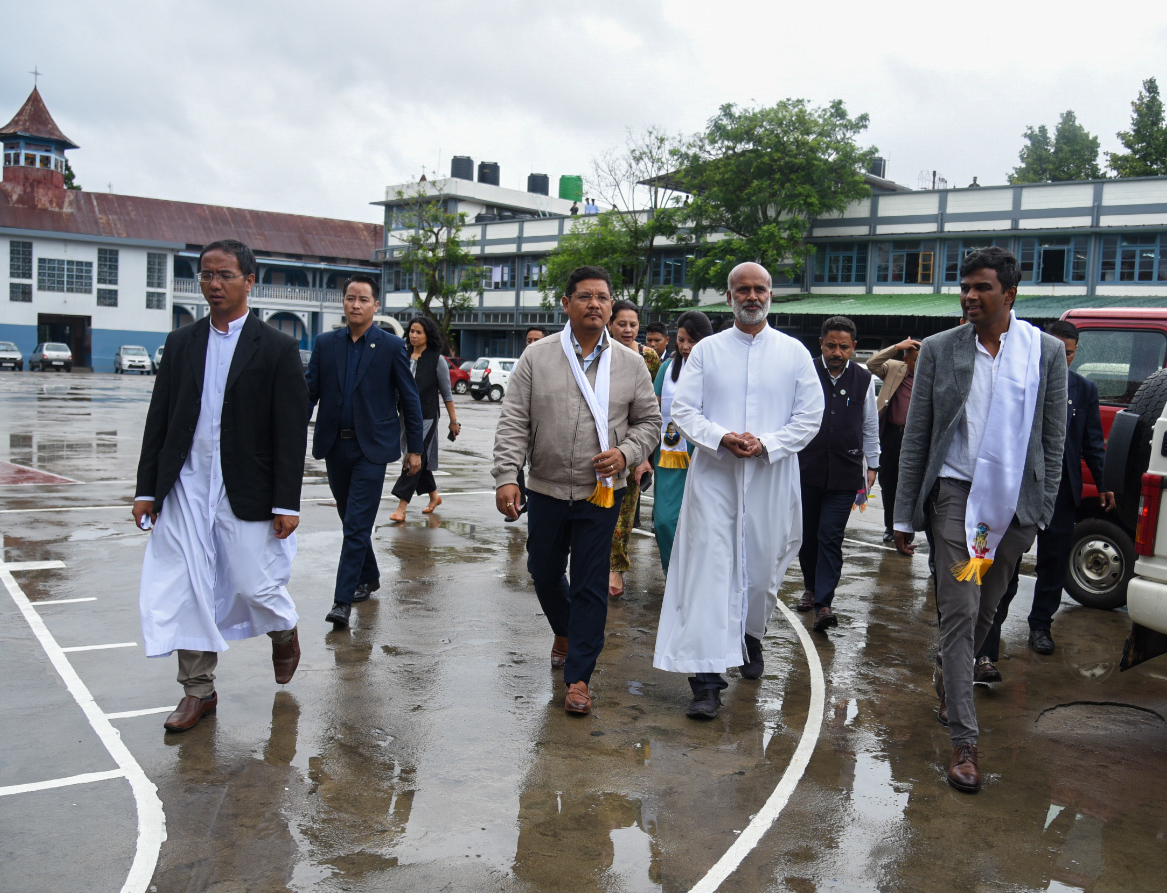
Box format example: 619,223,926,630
653,310,713,572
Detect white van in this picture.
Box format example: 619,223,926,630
468,356,519,402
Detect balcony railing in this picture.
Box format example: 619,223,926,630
173,278,344,305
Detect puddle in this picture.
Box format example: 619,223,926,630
1035,702,1165,735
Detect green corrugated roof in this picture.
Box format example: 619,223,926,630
715,292,1167,318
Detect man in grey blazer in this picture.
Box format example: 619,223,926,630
894,247,1067,794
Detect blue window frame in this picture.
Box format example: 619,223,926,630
1017,236,1088,284
942,239,1012,283
812,242,866,284
1100,233,1167,283
651,251,693,287
874,241,934,284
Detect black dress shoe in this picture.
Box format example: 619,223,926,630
325,602,352,627
352,580,380,603
740,634,764,679
882,531,895,543
1029,628,1055,655
686,688,722,720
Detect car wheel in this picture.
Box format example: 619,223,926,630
471,391,485,401
454,380,468,395
488,385,504,403
1065,518,1136,610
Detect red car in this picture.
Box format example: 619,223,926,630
446,356,471,394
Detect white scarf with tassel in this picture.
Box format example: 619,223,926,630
561,321,615,507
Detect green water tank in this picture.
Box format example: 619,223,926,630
558,175,584,202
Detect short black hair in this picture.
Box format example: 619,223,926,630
565,265,612,297
200,239,256,278
960,246,1020,291
345,273,380,301
644,321,668,337
525,325,549,338
1046,320,1080,341
820,315,858,341
610,299,639,319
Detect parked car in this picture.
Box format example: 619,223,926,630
0,341,23,371
468,356,518,402
447,357,471,394
114,345,153,374
1060,308,1167,609
153,345,165,372
30,342,73,372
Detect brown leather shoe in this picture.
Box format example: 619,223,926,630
551,635,568,670
948,743,981,793
796,589,815,612
272,629,300,684
813,605,837,631
565,681,592,715
164,692,218,732
974,655,1002,684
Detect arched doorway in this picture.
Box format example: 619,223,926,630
267,312,307,348
173,306,196,329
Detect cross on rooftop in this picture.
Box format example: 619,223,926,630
30,66,42,86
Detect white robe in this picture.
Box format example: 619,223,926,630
139,315,299,658
653,325,824,673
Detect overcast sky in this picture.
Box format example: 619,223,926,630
4,1,1167,224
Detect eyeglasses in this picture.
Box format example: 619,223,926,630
570,292,612,303
196,271,245,283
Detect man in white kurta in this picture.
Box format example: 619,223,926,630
653,262,823,719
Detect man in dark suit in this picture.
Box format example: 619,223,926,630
134,239,309,733
975,320,1115,677
894,247,1067,793
307,274,423,629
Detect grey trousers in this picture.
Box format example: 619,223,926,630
930,479,1037,746
177,628,295,698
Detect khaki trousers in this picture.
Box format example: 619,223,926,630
177,628,295,698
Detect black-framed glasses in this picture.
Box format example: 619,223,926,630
197,271,244,283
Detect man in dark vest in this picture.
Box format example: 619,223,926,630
797,316,880,631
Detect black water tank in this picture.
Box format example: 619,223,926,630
451,156,474,180
478,161,500,186
527,173,550,195
869,157,887,179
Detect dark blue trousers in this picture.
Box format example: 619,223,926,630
799,485,856,608
526,490,623,686
326,438,387,605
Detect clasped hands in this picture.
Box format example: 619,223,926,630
721,431,764,458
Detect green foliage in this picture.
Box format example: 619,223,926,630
1009,111,1101,183
1108,77,1167,178
63,159,80,190
674,100,876,291
390,182,483,342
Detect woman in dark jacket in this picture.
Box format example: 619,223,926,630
390,317,461,520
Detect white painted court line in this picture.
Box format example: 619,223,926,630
3,560,67,571
0,505,126,514
689,599,827,893
106,706,177,720
0,459,82,484
34,597,97,606
61,642,137,653
843,536,896,553
0,769,126,798
0,541,165,893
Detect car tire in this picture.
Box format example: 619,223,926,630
1065,518,1137,610
471,391,485,401
454,380,468,395
488,384,504,402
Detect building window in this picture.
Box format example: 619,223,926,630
146,252,168,290
146,292,167,310
1100,234,1167,283
812,243,867,284
97,288,118,307
10,240,32,279
482,259,516,290
383,262,414,293
37,258,93,293
522,258,546,289
651,251,694,287
9,283,32,302
97,248,119,285
874,242,934,284
941,239,1012,283
1016,236,1088,284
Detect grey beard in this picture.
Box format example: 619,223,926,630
733,300,770,325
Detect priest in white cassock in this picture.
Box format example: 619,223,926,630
133,239,310,734
653,262,824,720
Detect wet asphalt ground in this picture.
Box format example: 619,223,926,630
1,369,1166,893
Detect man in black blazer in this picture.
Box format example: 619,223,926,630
976,320,1115,674
133,239,310,733
306,274,424,628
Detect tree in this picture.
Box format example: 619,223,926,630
1010,111,1101,183
541,127,692,311
673,100,877,290
63,159,81,190
1108,77,1167,178
389,181,483,344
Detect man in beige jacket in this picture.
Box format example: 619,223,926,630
866,336,920,542
493,265,661,716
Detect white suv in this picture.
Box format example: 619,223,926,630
469,356,518,402
114,345,153,374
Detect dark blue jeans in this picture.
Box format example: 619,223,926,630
326,438,387,605
526,490,623,686
799,485,857,608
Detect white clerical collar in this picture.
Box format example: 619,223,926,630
730,324,769,344
211,314,248,337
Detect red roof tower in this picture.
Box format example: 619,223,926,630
1,87,77,189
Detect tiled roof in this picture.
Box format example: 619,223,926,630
0,88,77,148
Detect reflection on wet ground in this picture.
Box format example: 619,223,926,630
2,373,1167,893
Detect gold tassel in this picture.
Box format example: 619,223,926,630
659,450,690,469
587,481,615,508
951,557,993,585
